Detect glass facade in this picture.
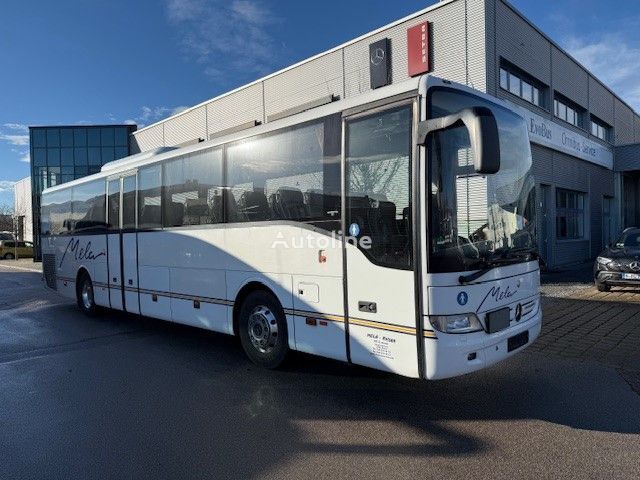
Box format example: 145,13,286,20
30,124,137,260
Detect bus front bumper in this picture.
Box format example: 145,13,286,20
424,307,542,380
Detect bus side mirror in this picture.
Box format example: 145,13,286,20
418,106,501,174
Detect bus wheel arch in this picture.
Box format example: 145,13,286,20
76,268,99,317
232,281,276,336
233,282,290,369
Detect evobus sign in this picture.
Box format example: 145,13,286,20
408,21,430,76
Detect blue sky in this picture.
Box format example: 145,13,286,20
1,0,639,205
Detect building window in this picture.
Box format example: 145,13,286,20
556,189,585,239
499,66,542,107
591,116,610,141
554,96,583,128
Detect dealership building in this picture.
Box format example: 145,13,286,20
26,0,640,268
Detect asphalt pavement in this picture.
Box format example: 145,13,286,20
0,260,639,480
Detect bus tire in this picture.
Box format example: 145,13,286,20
76,271,99,317
4,252,15,260
238,290,289,369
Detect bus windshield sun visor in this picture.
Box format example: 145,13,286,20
417,106,501,174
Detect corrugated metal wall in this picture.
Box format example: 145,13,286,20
551,45,589,107
614,98,635,145
589,76,614,126
615,144,640,172
164,106,207,146
532,144,615,265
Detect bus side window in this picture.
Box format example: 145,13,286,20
138,165,162,229
162,148,224,228
225,114,341,232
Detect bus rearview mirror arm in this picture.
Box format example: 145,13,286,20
417,106,501,174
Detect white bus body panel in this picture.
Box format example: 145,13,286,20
424,262,542,379
46,235,109,305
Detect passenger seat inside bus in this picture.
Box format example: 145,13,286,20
270,187,307,221
140,205,161,228
184,198,210,225
165,202,185,227
238,190,270,222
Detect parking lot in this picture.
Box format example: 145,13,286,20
1,259,639,479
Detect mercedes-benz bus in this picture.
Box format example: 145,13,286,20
40,75,541,380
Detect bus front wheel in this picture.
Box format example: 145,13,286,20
238,290,289,369
76,272,99,317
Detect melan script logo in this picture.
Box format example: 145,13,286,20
478,284,519,311
59,237,106,268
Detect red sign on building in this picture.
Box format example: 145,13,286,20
407,22,430,77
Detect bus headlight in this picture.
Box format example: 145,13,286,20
429,314,483,334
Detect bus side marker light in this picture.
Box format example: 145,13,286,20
319,320,328,326
306,317,317,326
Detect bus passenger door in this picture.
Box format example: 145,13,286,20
121,174,139,314
107,178,123,310
343,101,421,378
106,173,139,313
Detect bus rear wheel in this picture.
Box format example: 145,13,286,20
238,290,289,369
76,272,99,317
3,252,14,260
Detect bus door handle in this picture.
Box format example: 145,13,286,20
358,301,377,313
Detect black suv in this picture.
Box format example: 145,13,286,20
594,227,640,292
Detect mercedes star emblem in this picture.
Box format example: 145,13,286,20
370,47,385,66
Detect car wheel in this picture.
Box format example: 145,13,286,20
3,252,14,260
238,290,289,369
76,273,99,317
596,283,610,292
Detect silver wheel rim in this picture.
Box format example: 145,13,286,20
247,305,278,354
81,280,94,310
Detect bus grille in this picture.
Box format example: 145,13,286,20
42,254,57,290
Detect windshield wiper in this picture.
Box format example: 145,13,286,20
458,248,537,285
458,259,507,284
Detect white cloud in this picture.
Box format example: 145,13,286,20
125,105,190,127
2,123,28,132
166,0,282,80
0,180,15,192
0,134,29,146
565,34,640,111
19,151,30,163
171,105,189,116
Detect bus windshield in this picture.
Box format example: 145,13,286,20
428,87,536,274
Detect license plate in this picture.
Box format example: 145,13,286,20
508,330,529,352
622,273,640,280
485,307,510,334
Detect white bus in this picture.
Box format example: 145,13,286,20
40,76,541,380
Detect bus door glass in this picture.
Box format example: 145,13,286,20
122,173,139,314
107,178,122,310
